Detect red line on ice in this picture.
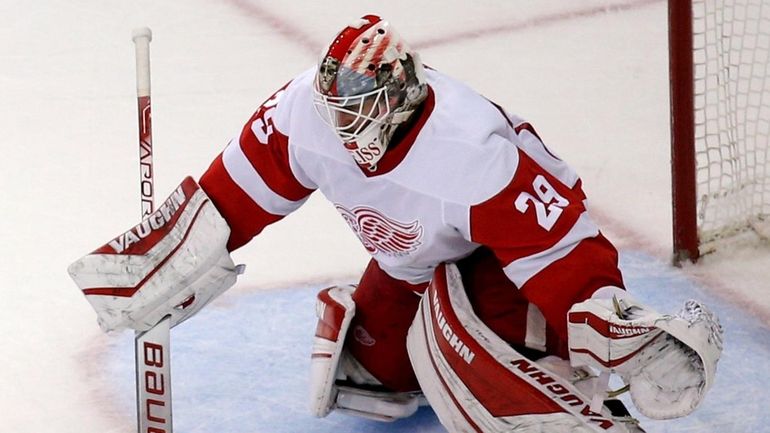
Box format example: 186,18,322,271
224,0,321,55
225,0,663,54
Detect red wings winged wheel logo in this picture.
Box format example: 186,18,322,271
335,205,424,256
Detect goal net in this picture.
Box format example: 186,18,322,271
671,0,770,261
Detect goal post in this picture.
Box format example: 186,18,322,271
670,0,698,263
669,0,770,263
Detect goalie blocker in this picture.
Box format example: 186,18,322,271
68,177,243,332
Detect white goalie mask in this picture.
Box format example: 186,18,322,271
313,15,427,170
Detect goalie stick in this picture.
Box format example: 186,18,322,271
132,27,174,433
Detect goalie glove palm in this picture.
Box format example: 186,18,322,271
625,330,705,419
568,289,723,420
627,300,723,419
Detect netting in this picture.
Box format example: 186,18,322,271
692,0,770,250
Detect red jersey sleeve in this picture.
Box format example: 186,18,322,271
200,82,315,251
469,125,624,344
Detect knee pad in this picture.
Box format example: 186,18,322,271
406,263,633,432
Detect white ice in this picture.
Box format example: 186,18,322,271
1,0,768,432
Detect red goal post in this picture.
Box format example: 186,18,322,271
669,0,770,263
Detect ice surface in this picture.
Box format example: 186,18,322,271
1,0,768,432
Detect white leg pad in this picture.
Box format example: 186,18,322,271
310,285,357,417
309,285,422,421
406,263,632,433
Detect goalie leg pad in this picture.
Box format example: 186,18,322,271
309,285,422,421
309,285,357,417
68,177,241,332
406,263,631,433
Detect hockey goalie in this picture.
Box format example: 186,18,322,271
69,15,723,433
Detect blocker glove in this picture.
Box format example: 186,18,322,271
68,177,243,332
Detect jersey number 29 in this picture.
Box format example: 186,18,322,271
514,175,568,231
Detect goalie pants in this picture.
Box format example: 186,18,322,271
346,247,568,392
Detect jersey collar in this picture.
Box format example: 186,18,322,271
358,85,435,177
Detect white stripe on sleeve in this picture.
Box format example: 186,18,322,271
222,139,307,216
503,211,599,288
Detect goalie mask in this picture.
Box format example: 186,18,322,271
313,15,428,170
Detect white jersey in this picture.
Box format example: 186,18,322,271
199,67,624,335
